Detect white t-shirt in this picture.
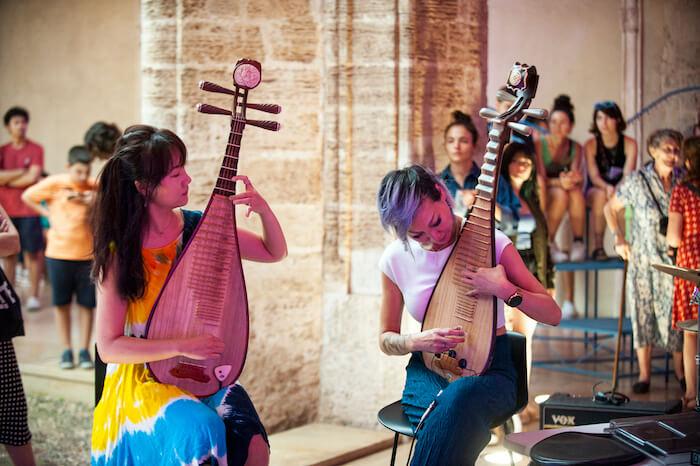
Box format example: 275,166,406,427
379,229,512,328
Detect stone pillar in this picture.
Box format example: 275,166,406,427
621,0,642,153
319,0,487,427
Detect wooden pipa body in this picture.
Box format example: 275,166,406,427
421,63,542,381
146,59,280,397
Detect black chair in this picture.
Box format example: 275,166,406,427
377,331,528,466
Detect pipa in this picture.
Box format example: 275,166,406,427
145,59,281,396
421,63,545,381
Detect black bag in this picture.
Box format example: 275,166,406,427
0,265,24,340
639,170,669,236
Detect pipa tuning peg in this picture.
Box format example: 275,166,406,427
246,119,281,131
247,103,282,114
522,108,548,120
479,107,500,120
197,103,232,116
507,122,533,136
199,81,236,96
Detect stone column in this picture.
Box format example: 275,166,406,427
621,0,642,153
319,0,487,427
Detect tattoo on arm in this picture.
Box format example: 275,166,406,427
381,332,411,356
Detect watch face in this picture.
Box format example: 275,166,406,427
507,294,523,307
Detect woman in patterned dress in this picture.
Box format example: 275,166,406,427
603,129,684,394
668,136,700,409
90,125,287,465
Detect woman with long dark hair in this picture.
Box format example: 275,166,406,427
584,101,637,259
90,125,286,466
501,142,552,423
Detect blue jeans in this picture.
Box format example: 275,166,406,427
401,334,517,466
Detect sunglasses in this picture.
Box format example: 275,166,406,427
594,100,617,111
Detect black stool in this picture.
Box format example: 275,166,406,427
377,331,529,466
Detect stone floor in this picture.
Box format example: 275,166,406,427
1,278,687,465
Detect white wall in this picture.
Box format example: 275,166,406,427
0,0,140,175
488,0,626,317
488,0,623,144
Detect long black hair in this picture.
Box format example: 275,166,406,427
91,125,187,300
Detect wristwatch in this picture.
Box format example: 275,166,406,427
505,290,523,307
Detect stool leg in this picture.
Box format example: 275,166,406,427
390,432,399,466
502,419,515,466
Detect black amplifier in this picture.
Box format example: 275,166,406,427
540,393,682,429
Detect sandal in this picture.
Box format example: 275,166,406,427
591,248,608,261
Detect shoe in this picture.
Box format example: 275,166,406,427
570,240,586,262
632,380,650,394
60,349,74,370
561,300,576,319
26,296,41,311
78,349,94,369
591,248,608,261
549,242,569,263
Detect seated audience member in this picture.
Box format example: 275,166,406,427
584,101,637,260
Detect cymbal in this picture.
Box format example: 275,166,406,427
652,263,700,284
678,319,698,333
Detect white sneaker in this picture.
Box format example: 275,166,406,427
570,240,586,262
26,296,41,311
549,242,569,263
561,300,576,319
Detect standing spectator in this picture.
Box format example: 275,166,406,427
22,146,96,370
84,121,121,161
668,136,700,409
584,101,637,260
0,202,36,466
0,107,45,309
604,129,684,394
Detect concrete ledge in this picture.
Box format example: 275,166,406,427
269,423,394,466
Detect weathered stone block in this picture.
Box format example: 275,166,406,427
183,0,241,19
142,21,177,65
246,0,311,19
142,0,176,20
267,19,319,63
181,21,264,65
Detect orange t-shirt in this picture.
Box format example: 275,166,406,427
23,173,96,260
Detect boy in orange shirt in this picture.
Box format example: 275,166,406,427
22,146,96,369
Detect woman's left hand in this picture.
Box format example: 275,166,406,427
229,175,271,217
463,264,511,300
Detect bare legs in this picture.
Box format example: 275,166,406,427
55,304,94,353
3,251,43,301
245,434,270,466
5,443,36,466
587,187,608,254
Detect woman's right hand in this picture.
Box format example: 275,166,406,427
178,335,225,360
614,240,630,261
409,327,465,353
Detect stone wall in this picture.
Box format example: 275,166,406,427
318,0,487,427
642,0,700,143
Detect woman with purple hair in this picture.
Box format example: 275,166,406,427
376,164,561,465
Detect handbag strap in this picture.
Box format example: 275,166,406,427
639,169,665,217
